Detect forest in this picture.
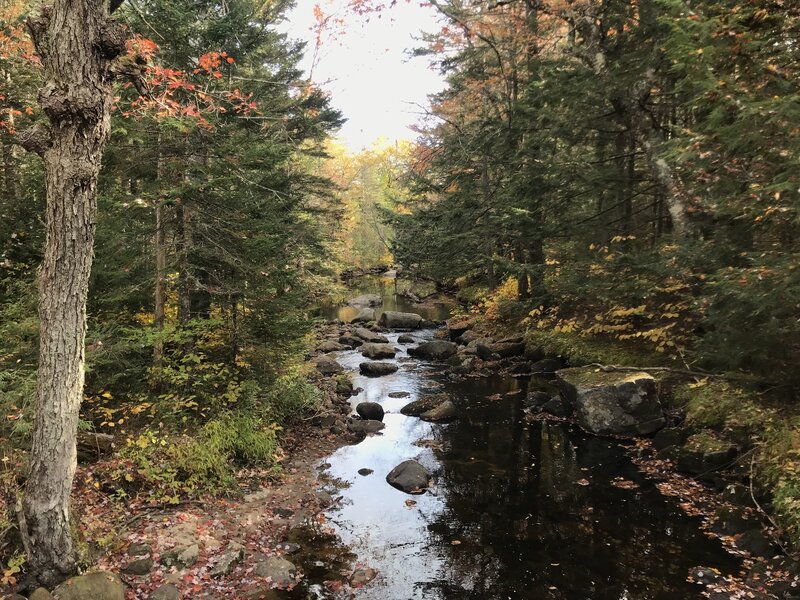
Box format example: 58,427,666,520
0,0,798,599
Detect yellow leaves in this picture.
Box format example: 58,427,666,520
610,235,636,243
608,305,646,318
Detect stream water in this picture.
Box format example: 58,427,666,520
299,281,742,599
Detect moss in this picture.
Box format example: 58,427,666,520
524,327,673,369
684,430,730,453
676,381,775,433
557,366,653,388
677,379,800,547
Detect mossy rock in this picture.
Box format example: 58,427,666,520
52,572,124,600
557,366,665,437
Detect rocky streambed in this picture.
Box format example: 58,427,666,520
304,312,763,599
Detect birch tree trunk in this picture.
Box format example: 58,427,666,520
20,0,126,586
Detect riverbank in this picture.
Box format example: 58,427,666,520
441,306,800,598
2,366,362,600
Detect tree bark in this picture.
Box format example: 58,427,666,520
22,0,126,587
176,201,192,327
153,200,167,364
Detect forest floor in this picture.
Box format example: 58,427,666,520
71,404,360,599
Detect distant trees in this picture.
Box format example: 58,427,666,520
393,0,800,379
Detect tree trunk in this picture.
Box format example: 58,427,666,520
176,201,192,327
21,0,126,587
153,200,167,364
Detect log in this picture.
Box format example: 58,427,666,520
76,431,114,462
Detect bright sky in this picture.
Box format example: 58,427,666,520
280,0,446,151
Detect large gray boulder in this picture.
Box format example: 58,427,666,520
378,311,423,330
408,340,458,360
347,294,382,307
318,340,347,353
360,361,399,376
386,460,431,494
314,355,344,375
557,367,665,437
52,572,124,600
351,308,376,323
360,343,397,359
354,327,389,343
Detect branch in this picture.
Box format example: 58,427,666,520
583,363,775,385
18,124,52,157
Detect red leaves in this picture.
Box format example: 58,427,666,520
119,40,253,128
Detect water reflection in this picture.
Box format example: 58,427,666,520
316,275,451,323
312,281,739,599
319,349,740,599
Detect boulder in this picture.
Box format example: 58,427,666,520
348,419,386,434
176,543,199,567
360,343,397,359
653,427,687,451
52,572,124,600
489,341,525,358
378,311,423,330
475,343,494,361
122,557,153,575
318,340,347,353
358,468,374,476
541,396,572,418
400,395,448,416
30,590,54,600
149,584,181,600
524,391,551,407
128,542,151,556
457,330,481,345
530,358,565,378
420,400,457,422
354,327,389,343
388,391,410,398
408,340,458,360
509,361,532,376
314,355,343,376
351,308,376,323
557,367,665,437
339,335,363,348
356,402,385,421
210,547,244,577
397,334,415,344
359,361,399,377
676,433,737,475
497,334,524,344
253,556,297,586
335,376,354,396
446,316,473,340
386,460,431,494
347,294,382,307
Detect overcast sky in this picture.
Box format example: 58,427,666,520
280,0,445,151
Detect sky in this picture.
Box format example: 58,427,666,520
280,0,446,151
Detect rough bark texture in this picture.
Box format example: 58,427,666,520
22,0,125,587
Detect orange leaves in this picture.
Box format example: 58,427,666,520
194,51,235,77
119,41,255,129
